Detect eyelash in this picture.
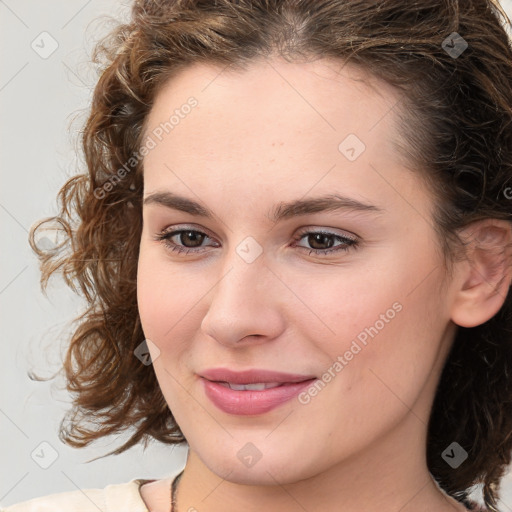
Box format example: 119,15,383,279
153,226,359,256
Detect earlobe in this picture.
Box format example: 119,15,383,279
450,219,512,328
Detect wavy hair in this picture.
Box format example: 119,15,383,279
29,0,512,509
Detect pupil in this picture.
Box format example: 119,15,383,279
309,233,333,249
183,231,203,247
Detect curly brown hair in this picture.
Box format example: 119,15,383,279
29,0,512,510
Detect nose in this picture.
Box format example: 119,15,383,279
200,253,286,348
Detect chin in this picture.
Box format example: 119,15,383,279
197,442,315,486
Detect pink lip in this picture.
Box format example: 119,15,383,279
199,367,316,384
198,368,317,415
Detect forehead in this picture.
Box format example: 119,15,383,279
141,57,413,207
143,56,403,149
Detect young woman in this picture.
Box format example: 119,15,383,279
4,0,512,511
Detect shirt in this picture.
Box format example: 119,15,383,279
0,478,158,512
0,469,489,512
0,466,185,512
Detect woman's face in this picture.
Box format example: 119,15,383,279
137,57,459,484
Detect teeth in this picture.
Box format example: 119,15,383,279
218,382,283,391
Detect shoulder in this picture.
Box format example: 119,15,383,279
0,479,150,512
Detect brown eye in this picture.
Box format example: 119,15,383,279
294,230,358,256
176,230,206,248
154,228,217,255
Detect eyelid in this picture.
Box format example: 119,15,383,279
158,224,358,244
295,225,358,241
155,223,360,259
159,223,218,240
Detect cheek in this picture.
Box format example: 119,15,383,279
136,248,198,408
289,259,406,360
136,245,218,385
297,249,447,402
137,242,185,349
137,242,197,340
137,254,168,338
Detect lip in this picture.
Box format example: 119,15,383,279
199,368,316,385
198,368,318,415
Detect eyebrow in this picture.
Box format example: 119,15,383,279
143,191,384,222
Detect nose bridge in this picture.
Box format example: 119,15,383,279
200,241,285,345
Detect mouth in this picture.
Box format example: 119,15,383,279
200,376,318,415
207,379,314,391
199,367,317,385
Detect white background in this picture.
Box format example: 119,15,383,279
1,0,512,508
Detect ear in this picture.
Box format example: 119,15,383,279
450,218,512,328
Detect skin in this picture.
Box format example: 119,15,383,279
136,56,511,512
